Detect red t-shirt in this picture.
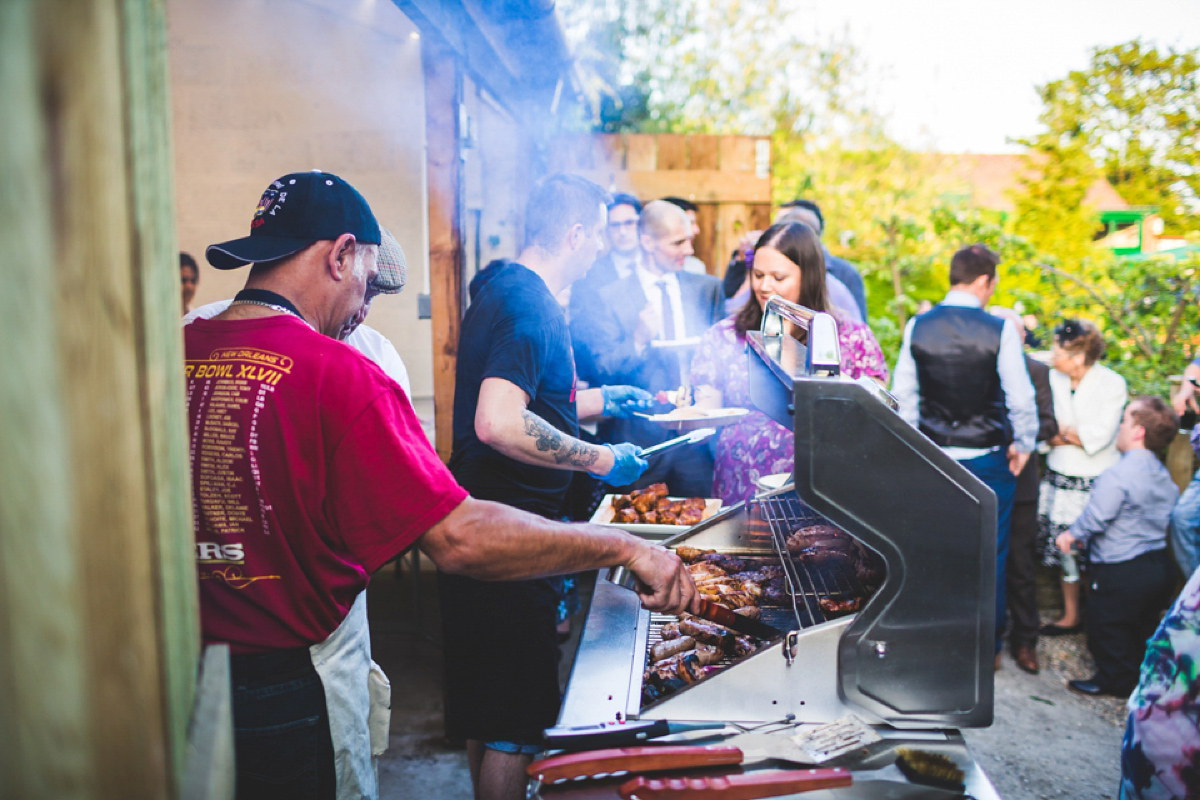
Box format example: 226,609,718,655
184,315,467,653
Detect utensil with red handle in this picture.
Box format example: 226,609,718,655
619,768,852,799
529,745,744,784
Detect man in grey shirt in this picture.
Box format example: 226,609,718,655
1056,395,1180,697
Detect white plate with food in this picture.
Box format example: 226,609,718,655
590,488,722,540
637,406,750,431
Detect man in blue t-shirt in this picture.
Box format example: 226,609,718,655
441,174,655,800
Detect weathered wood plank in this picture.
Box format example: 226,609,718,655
655,134,688,171
716,202,755,284
718,135,758,172
689,135,719,170
120,0,200,789
623,134,657,172
592,134,625,173
42,0,171,795
691,203,718,275
424,37,465,461
570,169,772,204
0,3,93,797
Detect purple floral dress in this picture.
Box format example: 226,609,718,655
690,315,888,506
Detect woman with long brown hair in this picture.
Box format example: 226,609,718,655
689,221,887,505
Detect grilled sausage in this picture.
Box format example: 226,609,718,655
650,635,697,663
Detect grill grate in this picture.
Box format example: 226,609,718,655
755,492,869,629
640,491,880,710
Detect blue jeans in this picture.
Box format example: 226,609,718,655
231,648,336,800
958,448,1016,653
1170,469,1200,577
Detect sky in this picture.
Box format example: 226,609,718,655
797,0,1200,153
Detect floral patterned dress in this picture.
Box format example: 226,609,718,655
689,315,888,506
1121,565,1200,799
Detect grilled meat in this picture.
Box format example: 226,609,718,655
733,605,762,620
659,622,681,640
675,546,716,563
819,596,863,615
731,636,756,657
650,635,697,662
614,507,639,524
699,553,751,573
686,562,729,583
762,576,790,605
786,524,850,554
679,618,739,651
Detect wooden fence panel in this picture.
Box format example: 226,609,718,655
550,134,771,277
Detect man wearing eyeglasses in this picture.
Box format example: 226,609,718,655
568,193,643,385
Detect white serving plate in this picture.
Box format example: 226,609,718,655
638,406,750,431
589,494,723,540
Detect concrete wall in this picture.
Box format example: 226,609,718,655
168,0,433,401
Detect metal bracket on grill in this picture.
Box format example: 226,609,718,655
784,630,800,666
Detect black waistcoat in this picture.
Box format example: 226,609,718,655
910,305,1009,448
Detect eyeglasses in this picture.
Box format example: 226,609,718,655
608,220,638,229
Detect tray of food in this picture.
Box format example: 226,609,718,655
637,406,749,431
590,484,722,539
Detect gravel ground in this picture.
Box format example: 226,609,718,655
964,616,1128,800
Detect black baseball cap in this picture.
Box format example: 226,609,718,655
206,170,406,293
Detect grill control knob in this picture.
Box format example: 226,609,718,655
873,642,887,658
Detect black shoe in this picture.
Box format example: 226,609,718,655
1040,621,1083,636
1067,678,1130,697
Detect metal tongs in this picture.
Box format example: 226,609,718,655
637,427,717,459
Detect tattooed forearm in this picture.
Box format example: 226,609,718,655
523,411,563,453
557,438,600,468
521,411,600,468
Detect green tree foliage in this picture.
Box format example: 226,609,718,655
1032,40,1200,232
556,0,868,136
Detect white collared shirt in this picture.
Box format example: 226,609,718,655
635,265,687,341
611,250,639,280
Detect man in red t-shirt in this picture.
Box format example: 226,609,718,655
186,171,698,800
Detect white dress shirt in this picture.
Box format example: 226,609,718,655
610,250,639,280
1046,363,1127,477
182,300,412,396
892,290,1037,459
635,266,688,341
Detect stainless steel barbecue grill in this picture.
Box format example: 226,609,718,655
557,297,998,734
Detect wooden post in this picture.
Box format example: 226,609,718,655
0,0,197,796
424,36,465,461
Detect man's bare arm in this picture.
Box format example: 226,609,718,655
418,497,698,615
476,377,614,475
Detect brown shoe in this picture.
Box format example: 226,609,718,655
995,653,1002,671
1014,646,1039,675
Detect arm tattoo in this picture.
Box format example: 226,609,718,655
521,411,600,468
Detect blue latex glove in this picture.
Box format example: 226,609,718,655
601,385,655,419
600,443,649,487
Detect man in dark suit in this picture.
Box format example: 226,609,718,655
572,200,724,496
992,308,1058,674
568,193,642,385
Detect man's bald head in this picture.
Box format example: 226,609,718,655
638,200,694,274
638,200,690,240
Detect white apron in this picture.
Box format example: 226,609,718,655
309,591,392,800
